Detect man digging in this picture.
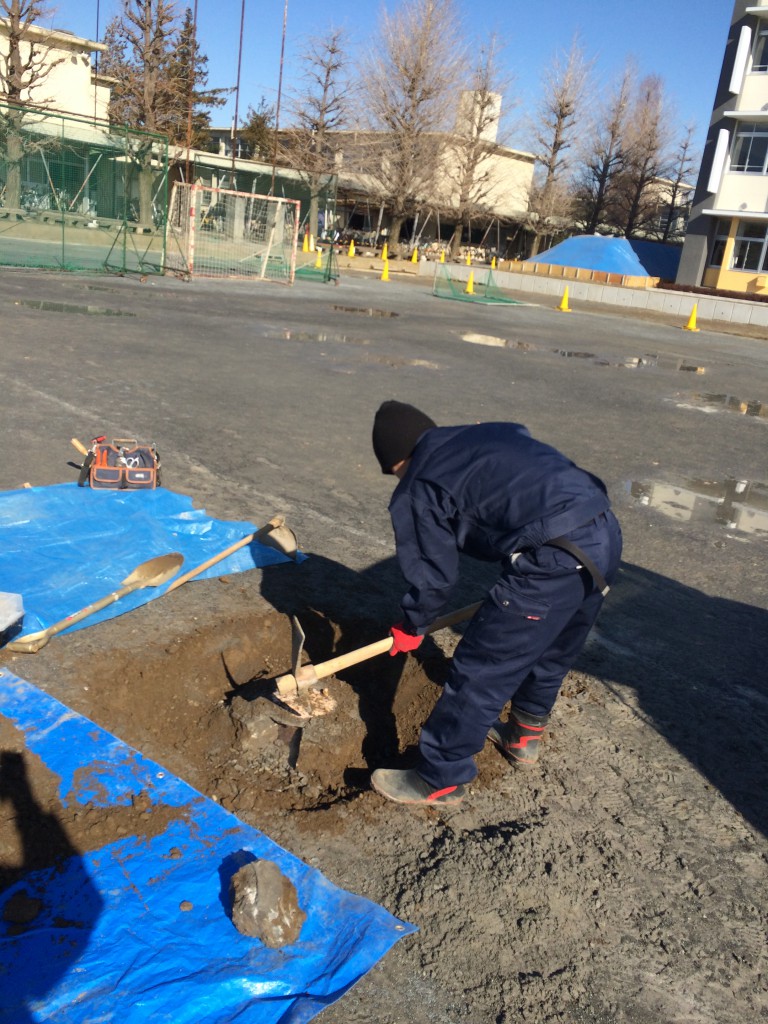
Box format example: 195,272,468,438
370,400,622,806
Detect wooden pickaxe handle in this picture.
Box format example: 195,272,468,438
166,516,286,592
277,600,483,695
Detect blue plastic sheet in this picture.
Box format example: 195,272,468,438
0,484,302,640
527,235,650,276
0,671,416,1023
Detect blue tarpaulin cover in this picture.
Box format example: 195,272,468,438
0,484,302,640
526,234,650,275
0,670,416,1022
526,234,682,279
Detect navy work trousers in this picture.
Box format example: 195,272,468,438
418,510,623,789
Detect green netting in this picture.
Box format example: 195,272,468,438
432,263,523,305
0,103,169,275
295,244,340,283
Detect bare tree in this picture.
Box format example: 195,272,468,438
357,0,466,254
442,35,512,258
281,28,349,240
612,74,673,238
0,0,63,208
101,0,179,226
527,39,590,257
573,62,633,235
659,123,697,242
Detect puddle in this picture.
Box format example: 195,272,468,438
629,477,768,537
13,300,135,317
554,350,705,372
332,305,399,318
458,334,706,372
275,329,369,345
680,393,768,418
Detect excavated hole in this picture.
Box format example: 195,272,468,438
36,606,507,836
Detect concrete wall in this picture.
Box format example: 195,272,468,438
421,260,768,330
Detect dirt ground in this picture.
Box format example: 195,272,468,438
1,268,767,1023
2,555,766,1023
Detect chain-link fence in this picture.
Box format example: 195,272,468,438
167,183,299,282
0,104,168,275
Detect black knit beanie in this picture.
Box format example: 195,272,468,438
372,400,436,474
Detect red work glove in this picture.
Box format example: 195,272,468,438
389,623,424,657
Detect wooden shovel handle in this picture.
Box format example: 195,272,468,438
166,516,284,592
307,600,483,679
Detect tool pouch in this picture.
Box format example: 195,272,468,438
88,439,161,489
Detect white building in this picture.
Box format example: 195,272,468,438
0,20,107,119
677,1,768,295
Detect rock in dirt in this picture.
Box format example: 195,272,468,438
229,858,306,948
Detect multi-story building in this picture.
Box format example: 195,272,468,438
0,20,108,119
677,1,768,294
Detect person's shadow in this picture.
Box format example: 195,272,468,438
259,552,768,838
0,750,103,1022
590,562,768,838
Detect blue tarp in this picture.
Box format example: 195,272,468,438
526,234,682,280
0,484,302,641
0,671,416,1022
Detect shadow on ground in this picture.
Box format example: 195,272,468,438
261,552,768,836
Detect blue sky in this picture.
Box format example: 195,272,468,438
50,0,733,154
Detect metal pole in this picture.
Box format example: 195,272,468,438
93,0,100,122
270,0,289,195
184,0,199,184
231,0,246,191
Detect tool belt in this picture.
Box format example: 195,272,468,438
544,535,610,597
80,439,161,489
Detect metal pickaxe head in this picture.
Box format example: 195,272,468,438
276,615,321,697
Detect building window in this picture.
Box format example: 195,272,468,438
709,220,768,272
754,28,768,71
708,220,729,267
731,221,768,271
731,122,768,172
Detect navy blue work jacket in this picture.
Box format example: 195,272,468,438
388,422,611,632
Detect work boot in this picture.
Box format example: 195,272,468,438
487,706,550,766
370,768,466,806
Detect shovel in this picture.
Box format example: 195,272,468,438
274,600,483,699
6,552,184,654
166,516,298,593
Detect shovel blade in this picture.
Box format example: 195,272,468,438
121,552,184,587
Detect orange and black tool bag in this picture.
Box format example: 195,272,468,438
86,438,161,489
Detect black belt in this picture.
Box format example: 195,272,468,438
545,535,610,597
